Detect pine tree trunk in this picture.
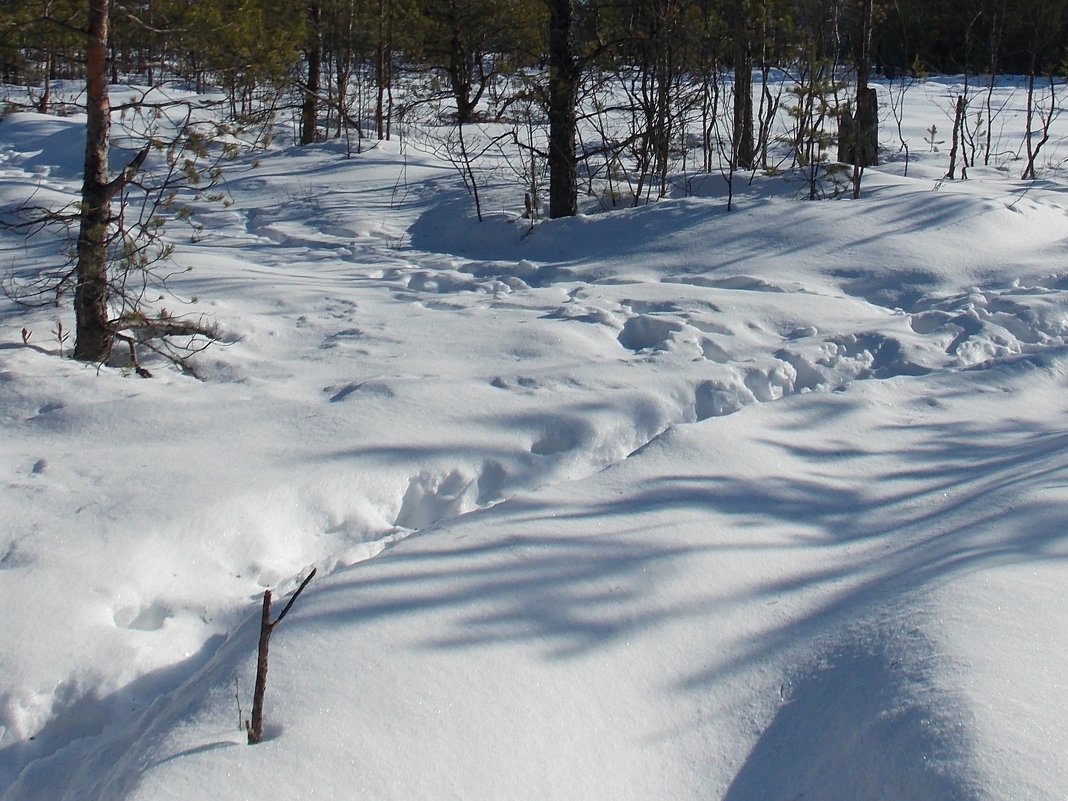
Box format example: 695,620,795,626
546,0,577,219
448,23,476,124
840,0,878,170
856,87,878,166
301,2,322,146
375,0,387,140
732,40,754,170
74,0,115,362
38,50,53,113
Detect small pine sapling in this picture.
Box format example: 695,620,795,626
925,124,944,152
52,321,70,357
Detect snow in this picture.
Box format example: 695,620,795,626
2,76,1068,799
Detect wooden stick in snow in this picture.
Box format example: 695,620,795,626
246,568,317,744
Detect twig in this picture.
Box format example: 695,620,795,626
246,568,317,744
235,677,243,732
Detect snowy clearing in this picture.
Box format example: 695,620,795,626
1,76,1068,800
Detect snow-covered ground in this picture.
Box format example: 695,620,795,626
1,76,1068,799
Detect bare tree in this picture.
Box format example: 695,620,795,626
946,94,967,180
1017,0,1065,179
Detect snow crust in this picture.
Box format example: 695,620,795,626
1,76,1068,799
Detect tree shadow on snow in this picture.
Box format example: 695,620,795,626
0,634,226,794
722,635,980,801
290,363,1068,799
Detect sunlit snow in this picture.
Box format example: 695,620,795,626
2,76,1067,800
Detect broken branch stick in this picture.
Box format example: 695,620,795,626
246,568,317,744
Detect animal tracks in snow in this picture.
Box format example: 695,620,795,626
906,280,1068,367
377,254,1068,431
616,315,685,352
166,214,1068,603
279,240,1011,588
664,274,794,293
112,601,174,632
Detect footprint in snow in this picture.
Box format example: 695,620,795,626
113,601,174,632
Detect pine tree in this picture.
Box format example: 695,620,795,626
414,0,543,123
74,0,148,361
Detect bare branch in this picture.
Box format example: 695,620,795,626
272,568,318,628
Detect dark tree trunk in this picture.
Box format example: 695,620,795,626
839,87,878,165
374,0,390,140
38,50,53,113
448,26,476,124
732,39,754,170
840,0,879,170
74,0,115,362
856,87,879,166
946,94,965,179
301,2,322,146
546,0,577,219
73,0,152,363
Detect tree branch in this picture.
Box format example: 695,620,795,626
272,568,318,628
106,143,152,200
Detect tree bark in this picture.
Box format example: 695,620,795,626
375,0,389,140
732,39,754,170
74,0,115,362
38,50,53,113
447,15,477,124
840,0,878,170
546,0,577,219
301,2,322,146
946,94,965,179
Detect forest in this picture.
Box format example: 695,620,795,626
4,3,1068,800
2,0,1066,365
5,1,1066,93
2,1,1065,207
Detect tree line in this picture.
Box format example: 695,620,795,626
4,2,1065,95
4,1,1065,132
3,1,1065,208
1,0,1065,366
